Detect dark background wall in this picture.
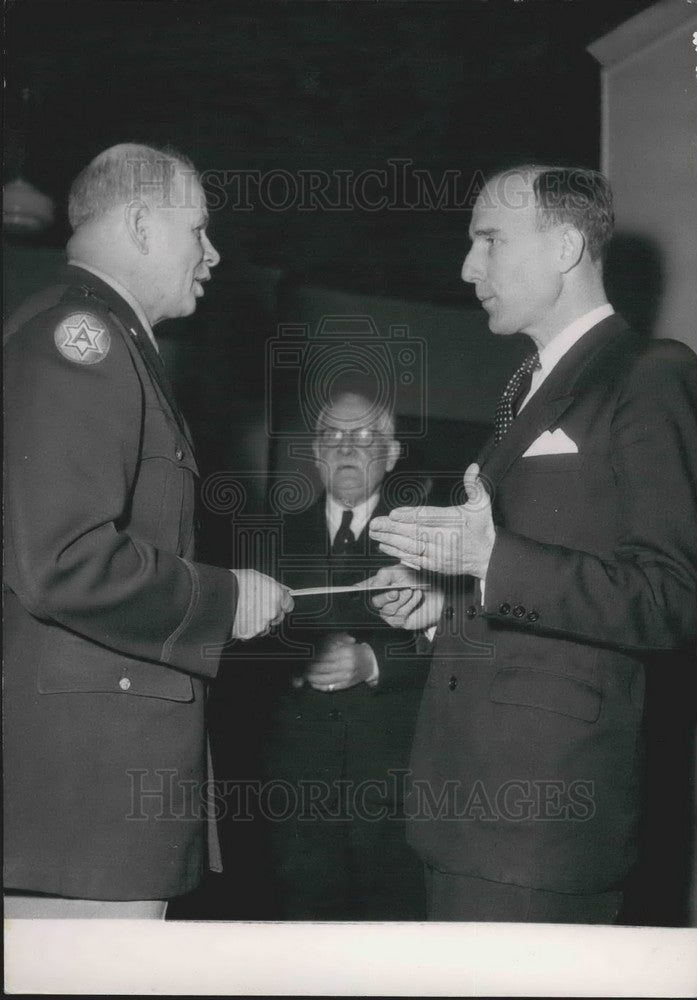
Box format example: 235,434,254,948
6,0,652,291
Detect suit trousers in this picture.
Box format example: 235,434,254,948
424,867,623,923
3,893,167,919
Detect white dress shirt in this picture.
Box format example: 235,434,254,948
325,491,381,546
518,303,615,412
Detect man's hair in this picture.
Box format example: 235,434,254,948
68,143,196,230
490,164,615,261
315,375,395,437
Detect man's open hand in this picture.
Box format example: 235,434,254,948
368,464,495,579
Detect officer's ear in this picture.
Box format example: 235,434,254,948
124,199,151,255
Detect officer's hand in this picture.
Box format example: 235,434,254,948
368,565,444,630
304,632,376,692
230,569,294,640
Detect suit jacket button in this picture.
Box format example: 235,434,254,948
513,605,526,618
175,447,184,461
499,603,511,615
466,605,477,619
329,709,342,721
118,677,131,691
448,675,458,691
527,610,539,622
443,605,454,620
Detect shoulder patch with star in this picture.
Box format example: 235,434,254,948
54,312,111,365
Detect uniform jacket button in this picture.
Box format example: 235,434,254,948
466,605,477,619
118,677,131,691
175,446,184,461
499,603,511,615
448,675,458,691
443,605,454,620
527,610,540,622
513,605,526,618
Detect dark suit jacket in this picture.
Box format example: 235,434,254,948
4,265,238,900
408,315,697,893
264,493,430,800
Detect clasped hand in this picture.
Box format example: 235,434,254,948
230,569,294,640
302,632,375,692
368,464,495,579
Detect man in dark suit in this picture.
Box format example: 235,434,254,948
260,387,429,919
368,165,697,922
3,144,292,918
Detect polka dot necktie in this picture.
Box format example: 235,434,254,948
494,349,541,444
332,508,356,555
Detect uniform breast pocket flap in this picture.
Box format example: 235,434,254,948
142,405,198,475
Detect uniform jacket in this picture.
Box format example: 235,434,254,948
408,315,697,893
4,264,238,900
264,493,430,801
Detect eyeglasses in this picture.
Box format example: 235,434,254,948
318,426,385,449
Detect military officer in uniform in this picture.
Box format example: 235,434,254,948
3,143,292,918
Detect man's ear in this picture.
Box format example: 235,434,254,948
557,225,585,274
124,199,150,255
385,437,401,472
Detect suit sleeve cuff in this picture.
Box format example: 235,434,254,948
482,528,543,624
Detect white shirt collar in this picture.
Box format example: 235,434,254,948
326,491,381,544
68,260,159,353
521,303,614,409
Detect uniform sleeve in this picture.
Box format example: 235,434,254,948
483,343,697,651
4,307,238,678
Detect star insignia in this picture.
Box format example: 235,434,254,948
54,312,111,365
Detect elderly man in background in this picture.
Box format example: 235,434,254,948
4,143,292,918
257,383,429,919
370,165,697,923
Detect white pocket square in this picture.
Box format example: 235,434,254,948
523,428,578,457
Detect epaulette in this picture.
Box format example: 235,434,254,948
59,281,110,311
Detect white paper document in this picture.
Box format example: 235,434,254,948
289,580,430,597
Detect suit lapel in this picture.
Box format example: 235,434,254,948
284,497,330,558
479,314,631,490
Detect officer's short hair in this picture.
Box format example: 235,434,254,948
68,143,196,230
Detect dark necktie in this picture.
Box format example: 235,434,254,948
332,509,356,555
494,349,541,443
